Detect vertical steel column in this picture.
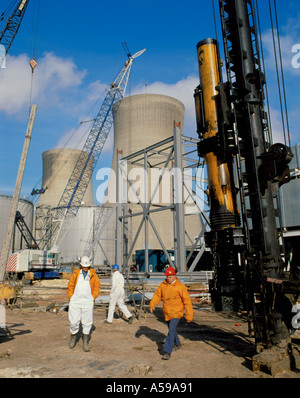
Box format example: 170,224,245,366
173,122,186,272
144,151,149,273
115,150,123,270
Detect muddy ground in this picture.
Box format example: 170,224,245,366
1,279,300,382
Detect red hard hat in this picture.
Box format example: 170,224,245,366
165,267,176,276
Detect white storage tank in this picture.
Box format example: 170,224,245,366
58,205,116,266
0,194,34,255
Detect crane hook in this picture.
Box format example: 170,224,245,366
29,58,37,72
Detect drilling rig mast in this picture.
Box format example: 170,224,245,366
194,0,300,373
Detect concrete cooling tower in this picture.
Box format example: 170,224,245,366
38,148,94,208
111,94,185,168
106,93,203,260
35,148,99,264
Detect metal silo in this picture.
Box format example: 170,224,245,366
58,205,116,266
279,144,300,229
0,195,34,255
278,144,300,272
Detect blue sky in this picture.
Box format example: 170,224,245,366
1,0,300,205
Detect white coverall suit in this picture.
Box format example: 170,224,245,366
107,270,132,323
69,270,94,335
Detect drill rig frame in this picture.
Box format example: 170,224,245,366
194,0,300,374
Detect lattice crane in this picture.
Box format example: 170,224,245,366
40,47,145,252
0,0,29,53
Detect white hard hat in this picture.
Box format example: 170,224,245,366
79,256,92,267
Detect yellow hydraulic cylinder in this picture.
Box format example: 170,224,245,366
196,39,236,230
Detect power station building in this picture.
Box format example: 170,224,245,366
34,93,204,270
1,95,299,275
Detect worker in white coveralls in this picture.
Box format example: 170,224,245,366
67,256,100,351
105,264,133,324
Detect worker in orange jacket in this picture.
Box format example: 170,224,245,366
149,266,193,360
67,256,100,351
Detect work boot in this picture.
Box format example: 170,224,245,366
69,333,77,349
162,352,171,360
173,344,182,351
83,334,90,352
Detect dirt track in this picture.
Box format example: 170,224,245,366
1,292,300,380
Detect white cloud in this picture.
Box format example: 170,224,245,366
32,52,87,107
0,51,112,151
0,53,31,114
262,29,298,74
55,80,110,149
0,51,199,142
57,75,200,153
85,80,108,104
260,23,300,145
56,118,114,154
56,121,92,149
0,52,87,115
268,107,288,144
260,12,300,77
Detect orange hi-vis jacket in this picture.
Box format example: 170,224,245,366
67,268,100,300
149,277,193,322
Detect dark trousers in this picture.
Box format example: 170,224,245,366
164,318,181,354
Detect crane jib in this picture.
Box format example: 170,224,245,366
0,0,29,53
41,49,145,251
65,89,120,210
